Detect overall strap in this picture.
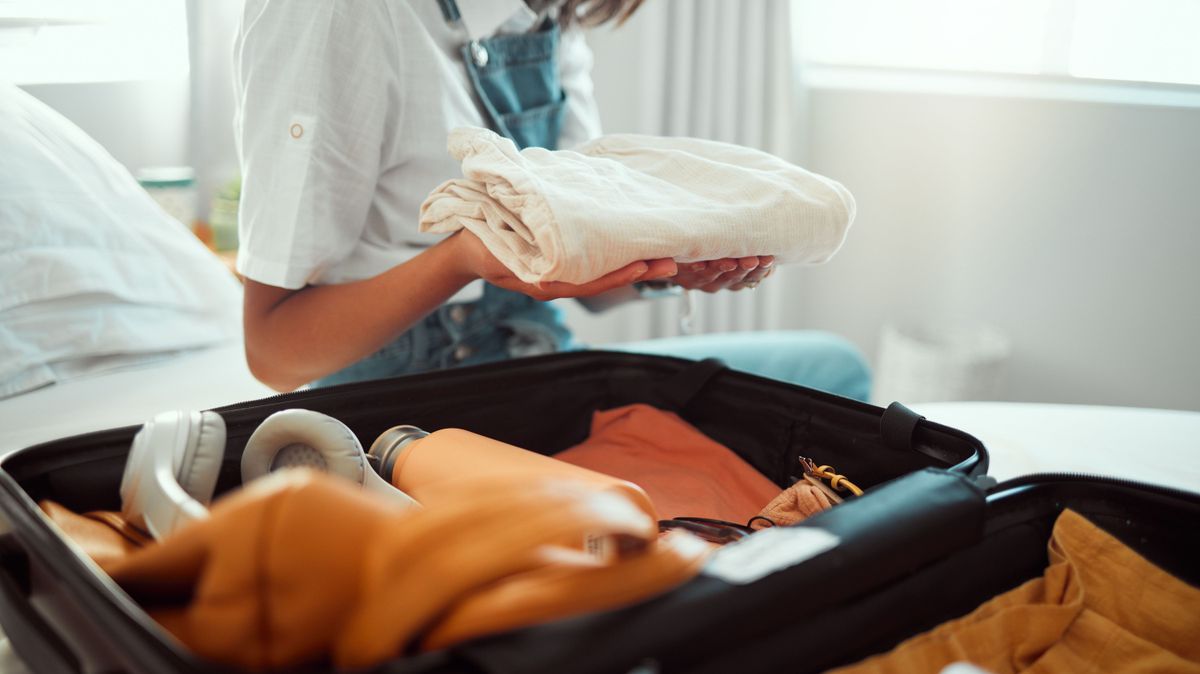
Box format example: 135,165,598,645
436,0,461,23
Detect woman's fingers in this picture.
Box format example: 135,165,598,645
736,256,761,272
674,258,735,290
641,258,681,281
485,252,776,300
697,256,760,292
668,256,779,293
729,260,775,291
526,258,678,300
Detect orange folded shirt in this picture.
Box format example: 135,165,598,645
39,500,150,567
554,404,783,523
43,471,706,672
830,509,1200,674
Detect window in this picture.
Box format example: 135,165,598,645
0,0,188,84
796,0,1200,88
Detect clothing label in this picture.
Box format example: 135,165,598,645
703,526,840,585
584,532,612,562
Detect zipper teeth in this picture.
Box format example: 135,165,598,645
212,378,405,414
993,472,1200,501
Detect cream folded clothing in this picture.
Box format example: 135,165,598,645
419,127,856,284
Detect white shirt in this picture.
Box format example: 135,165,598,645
232,0,603,300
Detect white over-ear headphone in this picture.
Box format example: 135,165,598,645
240,409,418,509
119,410,226,540
120,409,418,540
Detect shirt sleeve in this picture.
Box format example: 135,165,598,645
233,0,400,289
556,26,603,150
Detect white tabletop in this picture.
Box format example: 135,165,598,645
913,401,1200,494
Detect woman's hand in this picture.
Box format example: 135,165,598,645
450,230,678,301
672,256,775,292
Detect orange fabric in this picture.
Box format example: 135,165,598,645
390,427,658,519
830,509,1200,674
97,470,705,672
753,481,835,527
554,404,782,523
39,500,149,567
418,528,706,651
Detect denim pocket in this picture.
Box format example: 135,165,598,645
500,317,569,358
497,97,566,151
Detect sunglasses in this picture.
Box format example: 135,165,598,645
658,516,775,545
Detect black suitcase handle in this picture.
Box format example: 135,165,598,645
0,535,82,674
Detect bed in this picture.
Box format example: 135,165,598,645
0,82,282,671
0,340,275,457
0,82,276,448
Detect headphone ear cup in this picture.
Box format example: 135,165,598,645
241,409,367,485
175,411,226,507
119,410,221,540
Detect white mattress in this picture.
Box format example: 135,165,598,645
914,401,1200,494
0,341,276,457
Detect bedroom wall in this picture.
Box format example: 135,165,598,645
582,28,1200,411
20,79,190,172
18,0,243,220
796,88,1200,411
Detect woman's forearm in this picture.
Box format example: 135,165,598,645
243,236,475,391
243,231,675,391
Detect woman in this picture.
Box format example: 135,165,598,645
233,0,869,399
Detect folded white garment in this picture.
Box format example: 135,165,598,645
420,127,856,284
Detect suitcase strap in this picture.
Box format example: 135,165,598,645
657,358,727,413
880,402,925,452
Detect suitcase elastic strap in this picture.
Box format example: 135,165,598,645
658,358,727,412
880,402,925,453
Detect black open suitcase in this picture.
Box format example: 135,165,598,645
0,351,1191,674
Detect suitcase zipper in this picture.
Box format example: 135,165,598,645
989,471,1199,501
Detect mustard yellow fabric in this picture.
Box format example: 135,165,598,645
754,480,835,527
39,500,150,567
830,509,1200,674
56,471,704,671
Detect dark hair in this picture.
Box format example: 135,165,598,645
529,0,645,28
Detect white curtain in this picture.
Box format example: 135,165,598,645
585,0,806,341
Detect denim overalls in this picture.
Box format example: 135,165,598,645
315,1,573,387
316,1,873,401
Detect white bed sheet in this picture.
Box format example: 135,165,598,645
0,340,275,672
0,341,276,457
913,401,1200,494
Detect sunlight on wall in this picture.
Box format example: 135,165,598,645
0,0,188,84
1070,0,1200,86
797,0,1200,87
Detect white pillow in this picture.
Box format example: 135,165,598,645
0,84,243,399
